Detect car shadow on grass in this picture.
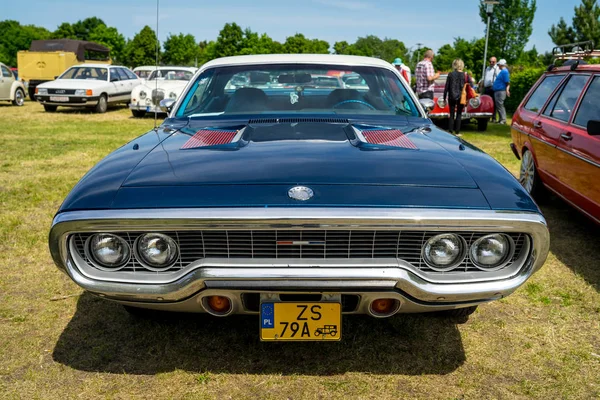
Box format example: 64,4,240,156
539,194,600,292
53,293,466,375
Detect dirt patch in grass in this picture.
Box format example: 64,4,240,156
0,102,599,399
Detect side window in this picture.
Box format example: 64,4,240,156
574,76,600,127
545,74,589,122
124,69,137,80
523,75,564,112
116,68,129,80
1,66,11,78
109,69,120,81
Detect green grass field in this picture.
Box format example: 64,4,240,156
0,102,598,399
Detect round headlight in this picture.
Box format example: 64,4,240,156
135,233,179,271
168,92,177,99
139,90,147,98
422,233,466,271
469,97,481,108
437,98,447,108
470,234,513,271
87,234,131,270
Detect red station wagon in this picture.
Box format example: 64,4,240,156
511,54,600,223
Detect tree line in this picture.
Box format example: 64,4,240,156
4,1,599,77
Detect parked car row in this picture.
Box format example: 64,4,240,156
0,61,26,106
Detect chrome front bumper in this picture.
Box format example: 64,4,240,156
429,112,493,119
129,103,164,113
49,208,550,314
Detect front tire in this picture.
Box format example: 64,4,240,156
477,118,488,131
443,306,478,323
43,105,57,112
12,88,25,106
131,109,146,118
94,94,108,113
519,149,545,199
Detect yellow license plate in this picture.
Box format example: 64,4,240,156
260,302,341,341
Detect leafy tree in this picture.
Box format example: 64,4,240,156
163,33,199,65
198,40,217,65
479,0,537,63
0,20,51,66
88,25,126,63
433,44,456,71
123,26,159,67
240,29,282,55
214,22,245,57
549,0,600,47
282,33,329,53
53,22,77,39
334,35,406,63
72,17,105,41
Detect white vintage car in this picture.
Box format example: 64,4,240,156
129,66,197,117
0,62,26,106
35,64,140,113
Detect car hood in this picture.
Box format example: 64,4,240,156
123,121,478,188
37,79,108,89
111,120,493,209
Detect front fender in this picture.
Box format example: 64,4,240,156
10,82,25,100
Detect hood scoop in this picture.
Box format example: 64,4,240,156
354,126,418,150
181,128,243,149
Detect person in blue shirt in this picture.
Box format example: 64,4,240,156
492,59,510,124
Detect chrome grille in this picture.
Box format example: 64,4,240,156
151,89,165,105
72,230,528,274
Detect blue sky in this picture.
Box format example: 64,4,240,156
4,0,580,54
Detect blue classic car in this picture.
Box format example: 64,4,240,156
49,55,549,341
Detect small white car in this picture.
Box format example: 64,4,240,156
130,66,197,117
35,64,140,113
132,66,156,83
0,62,26,106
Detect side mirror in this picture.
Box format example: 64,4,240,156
419,98,435,113
587,120,600,136
110,76,119,82
159,98,176,113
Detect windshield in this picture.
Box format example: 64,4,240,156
60,67,108,80
176,64,420,118
135,69,154,79
149,69,194,81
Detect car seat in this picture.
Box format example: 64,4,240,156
327,88,366,109
225,87,268,113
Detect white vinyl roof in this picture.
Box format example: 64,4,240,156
201,54,394,69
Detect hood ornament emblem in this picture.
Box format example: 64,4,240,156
288,186,314,201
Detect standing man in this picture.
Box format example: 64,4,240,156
493,59,510,125
481,57,499,122
392,58,411,84
415,50,440,99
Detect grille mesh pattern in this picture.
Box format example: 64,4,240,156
72,230,528,274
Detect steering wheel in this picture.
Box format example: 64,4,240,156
332,99,376,110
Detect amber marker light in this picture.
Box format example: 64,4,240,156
370,298,398,316
207,296,231,313
86,89,93,96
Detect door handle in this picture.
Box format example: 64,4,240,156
560,132,573,141
533,121,542,128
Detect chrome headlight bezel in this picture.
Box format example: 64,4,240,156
139,90,147,99
134,233,179,271
422,233,467,272
469,97,481,108
85,233,131,271
168,92,177,99
470,234,515,271
74,89,86,96
437,98,447,108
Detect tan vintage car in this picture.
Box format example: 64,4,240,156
0,62,26,106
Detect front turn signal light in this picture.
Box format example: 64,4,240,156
206,296,231,313
86,89,93,96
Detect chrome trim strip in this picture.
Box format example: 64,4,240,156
513,126,557,149
429,112,492,119
556,144,600,169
